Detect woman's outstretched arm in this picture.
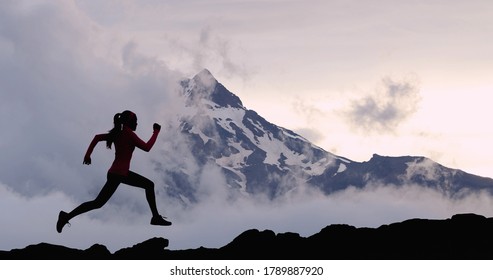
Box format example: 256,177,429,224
131,124,161,152
83,134,108,165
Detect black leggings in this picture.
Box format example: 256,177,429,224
67,171,159,220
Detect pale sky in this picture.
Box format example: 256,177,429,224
1,0,493,252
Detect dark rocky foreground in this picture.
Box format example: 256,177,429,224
2,213,493,260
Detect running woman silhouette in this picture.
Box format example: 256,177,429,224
56,110,171,233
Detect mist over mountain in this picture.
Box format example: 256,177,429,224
154,69,493,205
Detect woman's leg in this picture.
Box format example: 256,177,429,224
57,173,122,232
66,173,122,221
121,171,160,217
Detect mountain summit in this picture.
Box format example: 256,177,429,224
160,70,493,204
182,69,243,109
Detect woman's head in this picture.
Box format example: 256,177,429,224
116,110,138,131
107,110,137,148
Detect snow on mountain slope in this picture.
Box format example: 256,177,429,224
156,69,493,204
158,69,350,201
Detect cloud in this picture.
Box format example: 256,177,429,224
292,96,326,123
293,128,325,144
0,0,179,188
3,170,493,253
0,180,178,252
166,179,493,250
0,0,191,234
344,76,421,133
166,25,252,81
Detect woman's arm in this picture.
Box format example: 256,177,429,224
83,134,108,165
131,124,160,152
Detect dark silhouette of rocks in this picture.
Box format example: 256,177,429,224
113,237,169,259
2,213,493,260
0,243,112,260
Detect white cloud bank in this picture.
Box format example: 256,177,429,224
2,178,493,252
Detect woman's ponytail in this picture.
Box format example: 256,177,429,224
114,113,122,126
107,113,123,149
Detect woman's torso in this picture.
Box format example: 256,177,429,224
108,127,136,176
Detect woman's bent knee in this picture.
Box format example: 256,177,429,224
146,180,155,190
90,199,107,209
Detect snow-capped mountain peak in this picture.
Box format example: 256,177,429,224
159,70,493,203
183,69,244,109
170,69,347,200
